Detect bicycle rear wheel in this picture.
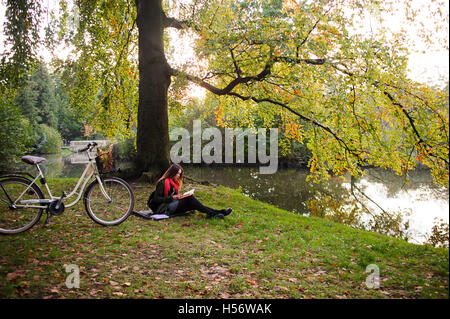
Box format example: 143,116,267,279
0,178,44,234
84,177,134,226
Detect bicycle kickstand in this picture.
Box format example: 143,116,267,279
44,210,52,225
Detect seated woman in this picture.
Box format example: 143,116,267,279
152,163,232,219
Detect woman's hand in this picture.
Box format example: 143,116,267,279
172,194,181,200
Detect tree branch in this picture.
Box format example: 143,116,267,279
162,15,184,29
273,56,326,65
229,47,242,78
170,59,272,95
161,12,201,32
296,5,334,52
320,64,447,166
172,66,365,163
380,87,448,165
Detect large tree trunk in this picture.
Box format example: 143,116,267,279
135,0,171,180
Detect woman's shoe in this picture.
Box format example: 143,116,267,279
220,208,232,216
207,213,224,219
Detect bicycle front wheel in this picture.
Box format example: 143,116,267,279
84,177,134,226
0,178,44,234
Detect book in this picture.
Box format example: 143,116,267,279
179,189,195,199
149,214,170,220
132,210,194,221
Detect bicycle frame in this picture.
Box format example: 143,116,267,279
11,150,111,210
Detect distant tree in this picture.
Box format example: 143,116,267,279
0,0,42,92
54,78,84,141
14,77,40,121
34,123,63,154
15,63,59,128
14,62,84,143
0,100,33,170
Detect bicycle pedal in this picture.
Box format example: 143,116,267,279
49,200,65,216
53,191,67,211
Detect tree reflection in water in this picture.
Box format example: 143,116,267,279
184,166,448,247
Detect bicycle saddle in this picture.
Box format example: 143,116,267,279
21,156,47,165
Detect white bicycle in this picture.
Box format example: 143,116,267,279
0,142,134,234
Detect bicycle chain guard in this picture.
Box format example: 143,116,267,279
48,200,65,215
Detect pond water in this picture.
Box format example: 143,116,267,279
184,166,449,245
14,153,449,245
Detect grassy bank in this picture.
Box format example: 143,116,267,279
0,178,448,299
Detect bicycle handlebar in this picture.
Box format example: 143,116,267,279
78,142,98,153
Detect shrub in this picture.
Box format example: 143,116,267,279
426,218,449,248
113,137,137,162
34,123,63,154
0,100,33,170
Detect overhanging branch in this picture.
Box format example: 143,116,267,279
171,67,365,162
169,60,272,95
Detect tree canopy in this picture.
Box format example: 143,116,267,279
168,0,449,186
1,0,448,186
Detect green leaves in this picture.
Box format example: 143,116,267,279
0,100,33,170
174,0,448,186
41,0,448,186
63,0,139,141
2,0,42,89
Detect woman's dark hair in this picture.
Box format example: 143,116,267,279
156,163,183,187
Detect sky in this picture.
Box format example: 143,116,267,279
354,0,449,87
0,0,448,88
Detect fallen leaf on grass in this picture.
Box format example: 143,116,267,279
50,287,60,294
18,289,30,297
246,279,258,286
6,270,26,281
90,290,101,297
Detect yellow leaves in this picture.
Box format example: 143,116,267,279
285,94,295,103
309,156,318,174
328,28,341,37
283,0,300,12
214,105,224,127
199,29,209,41
416,154,423,163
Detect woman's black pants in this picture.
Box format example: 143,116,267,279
172,195,221,216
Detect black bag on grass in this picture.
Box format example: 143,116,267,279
147,190,157,211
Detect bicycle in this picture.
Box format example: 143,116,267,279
0,142,135,234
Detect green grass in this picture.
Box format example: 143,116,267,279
0,178,448,299
60,149,73,156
